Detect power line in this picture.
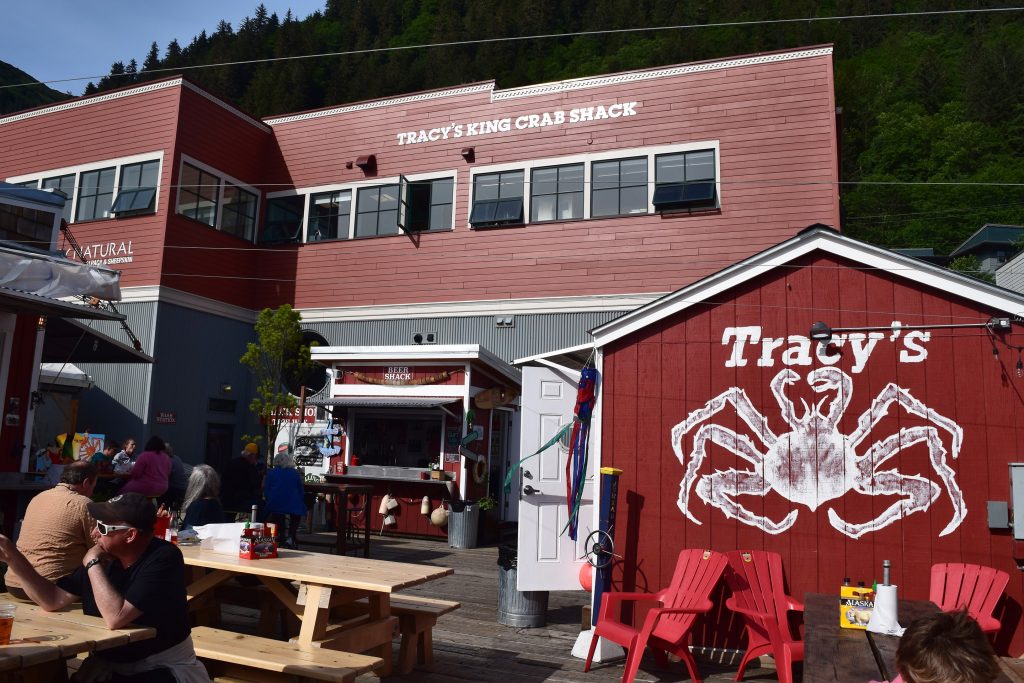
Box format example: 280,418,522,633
3,6,1023,90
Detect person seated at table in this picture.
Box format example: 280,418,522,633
92,440,118,471
159,442,190,511
221,442,263,516
0,493,208,683
120,436,171,498
5,461,98,601
880,608,1000,683
263,451,306,549
180,464,225,529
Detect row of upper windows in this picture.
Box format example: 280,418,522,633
13,158,160,224
8,143,718,246
262,146,718,244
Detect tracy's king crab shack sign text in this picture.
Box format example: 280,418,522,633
396,101,639,146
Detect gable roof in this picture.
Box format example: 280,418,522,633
590,226,1024,349
950,223,1024,258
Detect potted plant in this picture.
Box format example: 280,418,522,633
477,495,499,546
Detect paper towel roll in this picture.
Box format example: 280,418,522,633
866,584,905,636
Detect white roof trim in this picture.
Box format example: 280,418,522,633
264,46,832,125
513,342,594,366
591,228,1024,348
264,84,495,126
311,344,520,383
493,46,833,100
0,79,270,132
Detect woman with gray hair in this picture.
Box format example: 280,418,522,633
181,464,225,529
264,450,307,548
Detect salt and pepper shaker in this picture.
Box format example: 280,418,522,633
882,559,891,586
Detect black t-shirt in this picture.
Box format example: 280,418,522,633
182,498,225,529
56,537,190,662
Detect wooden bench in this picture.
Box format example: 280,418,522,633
192,625,384,683
389,595,460,674
213,580,299,638
322,594,459,674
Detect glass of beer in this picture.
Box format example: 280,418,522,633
0,603,15,645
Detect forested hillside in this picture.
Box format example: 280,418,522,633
0,61,70,116
36,2,1024,251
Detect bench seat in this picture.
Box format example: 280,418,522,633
192,625,383,683
389,595,460,674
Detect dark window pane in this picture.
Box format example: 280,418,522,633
531,168,558,196
429,203,451,230
592,161,620,191
686,151,715,181
378,184,399,210
431,178,454,205
355,212,377,237
499,171,524,199
263,195,303,243
591,189,618,217
621,186,648,214
494,198,523,223
357,187,379,212
558,193,583,220
378,209,398,235
656,154,686,183
620,158,647,186
475,174,500,201
469,200,497,224
406,182,432,231
558,164,584,193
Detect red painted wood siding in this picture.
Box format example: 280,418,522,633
264,52,839,309
0,84,182,287
160,87,275,307
0,316,39,475
602,253,1024,655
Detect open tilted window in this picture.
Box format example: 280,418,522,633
111,160,159,217
652,150,717,212
469,170,524,227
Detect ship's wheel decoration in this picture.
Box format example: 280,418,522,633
582,529,619,569
671,367,966,539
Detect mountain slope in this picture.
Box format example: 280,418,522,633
0,60,71,115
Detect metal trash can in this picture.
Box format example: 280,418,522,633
447,500,479,549
497,544,549,628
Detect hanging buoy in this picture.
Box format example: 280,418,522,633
378,494,392,515
430,504,449,527
420,496,431,515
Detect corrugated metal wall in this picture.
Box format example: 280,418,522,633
303,311,623,362
76,301,157,425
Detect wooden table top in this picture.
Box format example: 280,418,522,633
179,544,452,592
0,596,155,673
804,593,1020,682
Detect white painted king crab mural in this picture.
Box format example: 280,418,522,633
671,366,966,539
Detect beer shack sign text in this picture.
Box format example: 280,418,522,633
396,101,639,146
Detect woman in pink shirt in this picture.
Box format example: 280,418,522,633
120,435,171,498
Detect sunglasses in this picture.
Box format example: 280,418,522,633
96,521,133,536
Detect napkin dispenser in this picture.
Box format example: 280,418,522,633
866,584,904,636
839,584,874,629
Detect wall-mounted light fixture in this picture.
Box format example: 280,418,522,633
808,317,1012,345
354,154,376,173
220,383,233,394
460,147,475,162
36,315,47,330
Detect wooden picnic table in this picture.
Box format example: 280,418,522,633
179,544,452,676
804,592,1022,682
0,594,155,683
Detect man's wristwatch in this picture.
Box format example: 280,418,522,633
84,558,102,571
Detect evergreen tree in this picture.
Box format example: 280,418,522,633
142,42,160,73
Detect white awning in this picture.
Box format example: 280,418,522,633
309,396,461,409
0,244,121,300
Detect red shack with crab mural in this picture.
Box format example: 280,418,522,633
582,226,1024,655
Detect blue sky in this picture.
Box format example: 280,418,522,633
2,1,327,95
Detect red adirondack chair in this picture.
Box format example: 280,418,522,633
585,549,728,683
929,562,1009,635
723,550,804,683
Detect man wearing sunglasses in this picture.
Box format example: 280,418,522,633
0,492,207,682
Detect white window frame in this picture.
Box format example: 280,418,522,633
176,154,261,242
6,151,164,225
467,139,721,229
266,169,458,243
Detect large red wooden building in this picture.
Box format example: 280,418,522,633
0,45,839,532
588,226,1024,654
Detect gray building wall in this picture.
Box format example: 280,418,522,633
997,250,1024,293
303,310,622,363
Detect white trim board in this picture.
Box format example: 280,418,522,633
590,227,1024,348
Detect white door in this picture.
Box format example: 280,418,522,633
517,365,593,591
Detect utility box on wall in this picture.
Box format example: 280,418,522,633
1010,464,1024,540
